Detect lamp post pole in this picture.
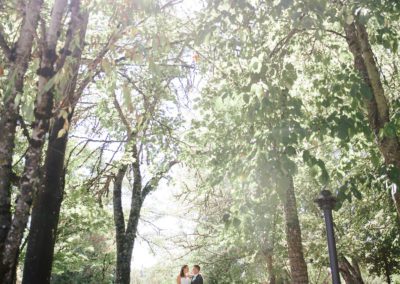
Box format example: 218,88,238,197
315,190,341,284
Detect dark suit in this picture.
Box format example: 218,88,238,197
192,274,203,284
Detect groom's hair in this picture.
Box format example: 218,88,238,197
194,265,201,271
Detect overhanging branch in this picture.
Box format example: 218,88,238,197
142,160,179,198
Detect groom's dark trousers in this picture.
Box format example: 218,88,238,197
192,274,203,284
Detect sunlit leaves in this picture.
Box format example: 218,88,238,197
185,0,400,282
249,54,264,74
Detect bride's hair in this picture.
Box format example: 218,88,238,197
180,264,188,277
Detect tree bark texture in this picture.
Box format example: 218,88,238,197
113,138,143,284
282,176,309,284
22,118,69,284
265,252,276,284
112,129,176,283
0,0,44,281
0,0,43,257
22,1,88,282
344,20,400,216
0,1,68,281
338,256,364,284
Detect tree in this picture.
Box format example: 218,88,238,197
22,1,89,282
0,0,43,271
78,3,190,280
0,0,399,282
23,0,185,281
184,0,400,282
109,64,182,283
189,2,311,281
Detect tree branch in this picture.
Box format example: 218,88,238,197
142,160,179,198
113,92,132,135
270,28,300,58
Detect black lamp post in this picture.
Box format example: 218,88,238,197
315,190,341,284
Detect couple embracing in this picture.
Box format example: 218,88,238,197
176,264,203,284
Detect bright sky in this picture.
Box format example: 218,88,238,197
131,167,197,270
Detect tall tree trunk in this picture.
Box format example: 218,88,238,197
22,2,88,282
22,118,68,284
0,0,43,255
386,273,391,284
112,131,176,283
111,81,177,283
282,176,308,284
114,194,141,284
113,139,143,284
0,1,67,281
344,20,400,216
384,259,391,284
113,166,127,283
116,249,133,284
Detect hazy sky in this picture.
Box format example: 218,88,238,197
131,167,197,270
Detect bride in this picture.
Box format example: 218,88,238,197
176,264,191,284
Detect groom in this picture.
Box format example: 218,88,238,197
191,265,203,284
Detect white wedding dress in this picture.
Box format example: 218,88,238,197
181,277,191,284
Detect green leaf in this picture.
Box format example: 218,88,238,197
345,14,354,25
303,150,311,163
360,83,373,99
281,155,297,175
243,93,250,103
285,146,296,156
250,57,262,74
382,122,397,138
319,169,330,185
279,0,293,9
101,59,112,75
250,83,264,99
351,186,362,200
232,217,241,228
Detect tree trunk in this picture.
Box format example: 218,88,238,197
115,198,141,284
338,256,364,284
111,85,177,283
116,249,133,284
344,20,400,216
22,117,68,284
0,104,17,270
0,1,67,281
113,166,128,283
384,258,391,284
386,273,391,284
0,0,43,255
22,2,88,282
282,176,308,283
266,252,276,284
113,135,143,284
113,165,142,284
0,0,44,281
112,124,175,283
